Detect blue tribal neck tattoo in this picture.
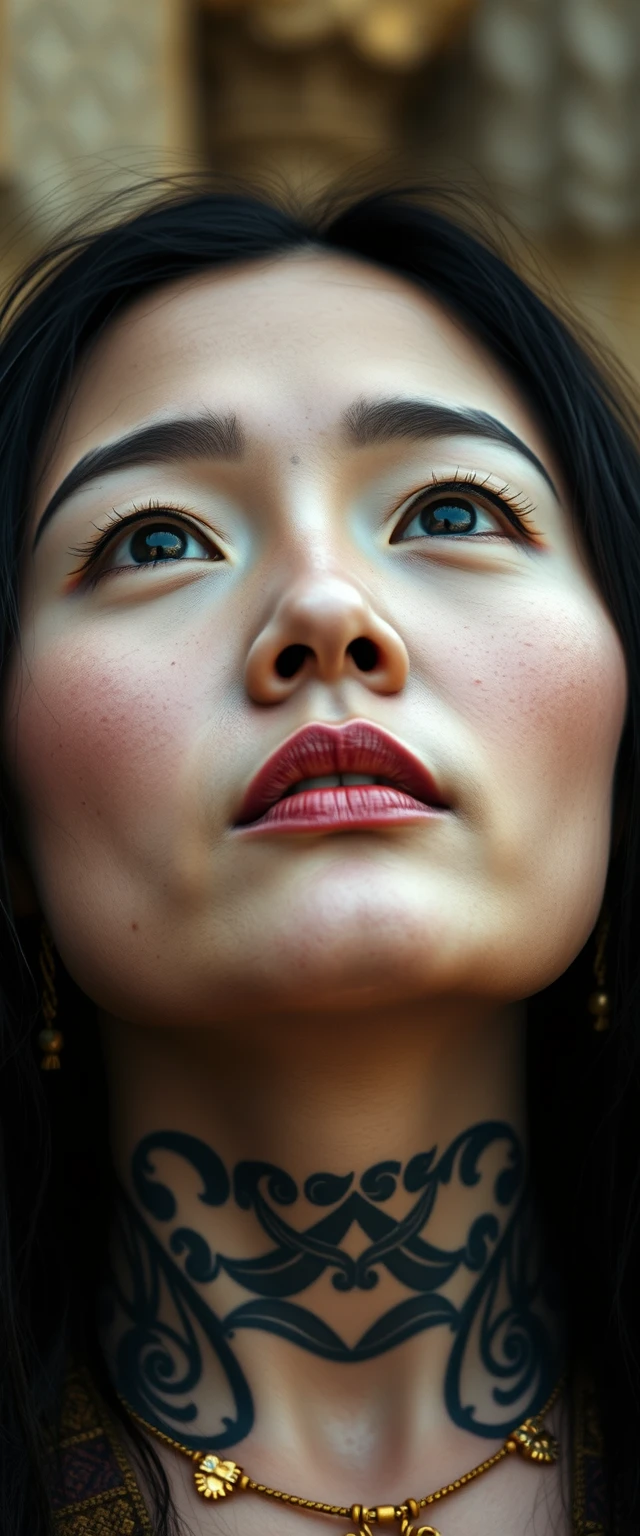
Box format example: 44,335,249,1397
101,1120,562,1451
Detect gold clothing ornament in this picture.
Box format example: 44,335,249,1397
588,912,611,1033
119,1379,562,1536
38,921,63,1069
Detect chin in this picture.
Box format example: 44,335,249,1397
230,890,456,1015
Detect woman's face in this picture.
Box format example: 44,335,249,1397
3,252,628,1024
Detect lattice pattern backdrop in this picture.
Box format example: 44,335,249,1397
3,0,187,225
471,0,640,233
0,0,639,234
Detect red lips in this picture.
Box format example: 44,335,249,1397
235,720,447,835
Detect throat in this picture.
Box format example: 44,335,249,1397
99,1002,563,1485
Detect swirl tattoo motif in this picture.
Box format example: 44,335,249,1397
102,1122,559,1450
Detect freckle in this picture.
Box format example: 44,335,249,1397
290,454,300,465
132,921,139,931
473,679,482,685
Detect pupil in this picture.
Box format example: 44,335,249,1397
420,499,476,535
131,526,187,562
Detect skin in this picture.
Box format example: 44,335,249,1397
2,250,628,1535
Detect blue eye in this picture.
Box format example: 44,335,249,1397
129,525,188,563
96,517,219,577
70,505,226,586
397,495,499,541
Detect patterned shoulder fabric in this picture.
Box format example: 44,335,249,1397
51,1365,152,1535
572,1375,608,1535
51,1365,608,1534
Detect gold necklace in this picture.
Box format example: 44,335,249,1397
119,1380,562,1536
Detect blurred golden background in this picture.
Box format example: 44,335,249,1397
1,0,639,378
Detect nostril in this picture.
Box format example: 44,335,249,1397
275,643,312,680
348,637,379,673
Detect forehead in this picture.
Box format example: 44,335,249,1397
44,250,550,479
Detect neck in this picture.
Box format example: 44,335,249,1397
99,998,562,1493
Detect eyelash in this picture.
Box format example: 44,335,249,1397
391,471,538,543
68,501,220,583
69,471,538,584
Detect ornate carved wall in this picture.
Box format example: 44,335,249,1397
471,0,640,234
1,0,639,377
2,0,639,236
2,0,190,228
0,0,10,180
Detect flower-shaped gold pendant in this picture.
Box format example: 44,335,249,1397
510,1420,559,1464
194,1453,242,1499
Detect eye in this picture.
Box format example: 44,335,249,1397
70,506,223,584
106,519,213,571
395,493,503,542
390,477,537,545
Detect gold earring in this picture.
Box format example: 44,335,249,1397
588,912,611,1034
38,922,64,1069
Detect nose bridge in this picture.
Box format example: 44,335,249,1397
244,554,410,704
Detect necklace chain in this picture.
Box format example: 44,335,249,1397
118,1379,563,1536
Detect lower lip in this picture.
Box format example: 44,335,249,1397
236,784,445,835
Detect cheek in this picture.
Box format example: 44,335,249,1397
473,593,625,786
436,583,627,984
5,631,220,898
416,578,626,784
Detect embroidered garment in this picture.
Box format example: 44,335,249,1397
51,1368,152,1536
572,1376,608,1535
51,1367,607,1535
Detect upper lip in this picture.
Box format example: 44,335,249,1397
235,720,446,825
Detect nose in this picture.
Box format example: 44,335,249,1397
244,573,409,704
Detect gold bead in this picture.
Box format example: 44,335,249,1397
39,1026,64,1070
351,1507,363,1526
374,1507,396,1525
38,1028,63,1051
588,991,610,1016
505,1438,518,1453
405,1500,419,1519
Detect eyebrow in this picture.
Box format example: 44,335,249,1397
343,397,559,497
33,394,558,551
32,411,244,550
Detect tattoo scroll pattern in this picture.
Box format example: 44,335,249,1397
103,1122,558,1450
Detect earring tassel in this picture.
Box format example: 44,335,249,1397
38,1028,64,1069
588,991,610,1033
38,924,63,1069
589,913,611,1034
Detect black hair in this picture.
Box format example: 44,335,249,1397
1,181,640,1535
